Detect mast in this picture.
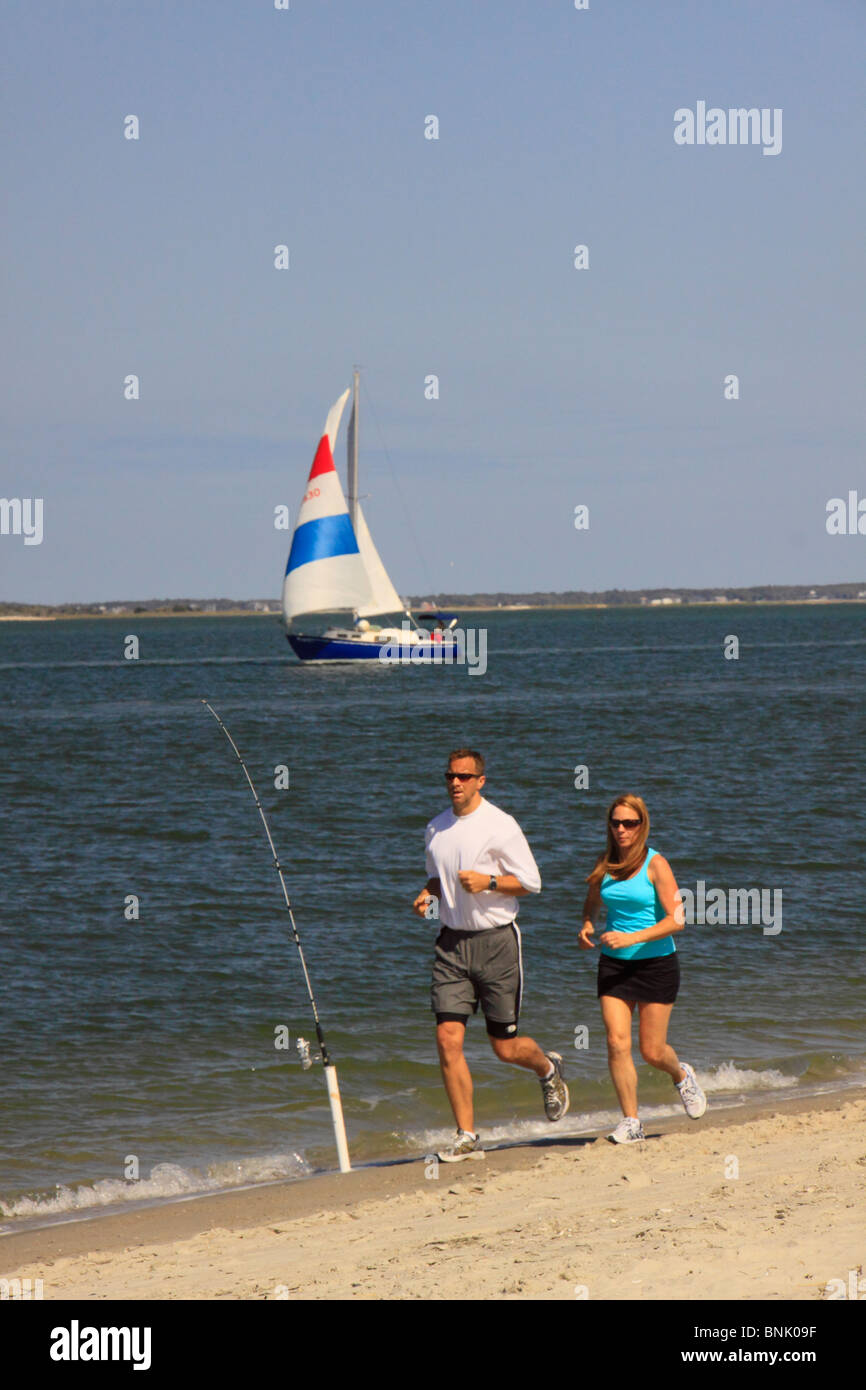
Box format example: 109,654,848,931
345,366,416,631
347,366,359,534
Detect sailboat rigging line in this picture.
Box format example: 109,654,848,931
200,699,330,1065
360,376,438,606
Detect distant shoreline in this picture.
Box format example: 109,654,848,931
2,598,865,621
3,580,866,622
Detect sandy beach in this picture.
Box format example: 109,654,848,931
2,1089,862,1301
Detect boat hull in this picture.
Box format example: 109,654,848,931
287,633,459,664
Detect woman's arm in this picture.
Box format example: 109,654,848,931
578,879,601,949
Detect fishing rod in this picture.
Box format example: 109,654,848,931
201,699,351,1173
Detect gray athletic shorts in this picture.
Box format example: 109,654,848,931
431,922,524,1039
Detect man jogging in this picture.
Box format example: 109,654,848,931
413,748,568,1161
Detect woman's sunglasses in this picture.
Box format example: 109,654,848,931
609,817,641,829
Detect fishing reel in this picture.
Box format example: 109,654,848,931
295,1037,321,1070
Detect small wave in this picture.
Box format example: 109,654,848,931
0,1152,310,1226
698,1061,797,1092
406,1105,686,1153
402,1063,803,1153
800,1054,866,1082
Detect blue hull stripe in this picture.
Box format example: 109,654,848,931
286,514,359,575
287,633,458,662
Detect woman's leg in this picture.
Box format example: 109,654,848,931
637,1002,685,1082
600,995,638,1116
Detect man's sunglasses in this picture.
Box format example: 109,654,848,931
444,771,479,782
610,817,641,829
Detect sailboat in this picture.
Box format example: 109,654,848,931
281,371,459,663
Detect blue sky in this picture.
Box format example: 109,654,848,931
2,0,864,602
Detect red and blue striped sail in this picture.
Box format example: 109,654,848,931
281,391,374,622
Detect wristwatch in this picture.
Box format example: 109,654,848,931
488,875,497,891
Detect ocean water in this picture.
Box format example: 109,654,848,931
1,605,864,1229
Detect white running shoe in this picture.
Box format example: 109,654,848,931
437,1130,486,1162
608,1116,645,1144
540,1051,570,1122
675,1062,707,1118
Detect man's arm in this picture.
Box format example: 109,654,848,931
457,871,530,896
413,875,441,918
486,826,542,895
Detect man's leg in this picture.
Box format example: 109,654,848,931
431,927,477,1132
486,1027,569,1121
475,924,569,1123
476,923,548,1077
488,1033,551,1077
435,1018,474,1133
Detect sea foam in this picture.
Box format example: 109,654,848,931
0,1152,310,1227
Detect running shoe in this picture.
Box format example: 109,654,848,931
608,1116,646,1144
675,1062,707,1119
437,1130,485,1162
540,1051,570,1122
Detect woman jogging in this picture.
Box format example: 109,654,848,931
578,793,707,1142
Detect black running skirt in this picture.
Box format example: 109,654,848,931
597,952,680,1004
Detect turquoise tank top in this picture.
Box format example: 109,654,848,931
599,847,675,960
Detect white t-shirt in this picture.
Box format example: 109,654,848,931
424,797,541,932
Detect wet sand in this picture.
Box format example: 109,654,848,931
1,1087,862,1300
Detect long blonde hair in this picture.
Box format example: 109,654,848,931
585,793,650,886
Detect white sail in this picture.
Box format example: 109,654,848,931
353,502,404,618
281,390,376,623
